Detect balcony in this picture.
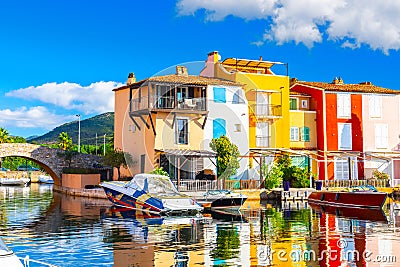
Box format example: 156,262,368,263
130,96,207,113
251,104,282,119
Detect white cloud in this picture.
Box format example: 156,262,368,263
177,0,400,53
6,81,122,114
0,106,75,129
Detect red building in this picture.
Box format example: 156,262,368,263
290,78,364,180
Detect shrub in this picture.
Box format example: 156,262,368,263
372,170,389,180
62,167,100,174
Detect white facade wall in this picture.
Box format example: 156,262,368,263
203,85,250,179
362,93,400,179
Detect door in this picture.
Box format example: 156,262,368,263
256,122,269,147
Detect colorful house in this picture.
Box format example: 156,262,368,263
291,77,400,181
113,66,249,180
289,91,318,174
201,51,290,173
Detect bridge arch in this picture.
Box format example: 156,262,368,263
0,143,102,185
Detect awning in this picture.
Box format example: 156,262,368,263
156,149,217,158
222,58,284,69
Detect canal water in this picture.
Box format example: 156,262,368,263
1,184,400,267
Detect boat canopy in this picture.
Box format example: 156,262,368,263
126,174,181,197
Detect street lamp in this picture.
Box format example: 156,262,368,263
103,134,106,156
76,114,81,153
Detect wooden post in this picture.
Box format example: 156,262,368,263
177,157,181,191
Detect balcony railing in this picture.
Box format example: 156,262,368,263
251,104,282,118
256,135,271,148
131,96,206,112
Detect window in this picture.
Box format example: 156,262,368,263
175,118,188,144
301,100,308,109
256,122,269,147
289,98,298,110
334,157,357,180
301,127,310,142
291,156,307,168
232,89,245,104
335,158,349,180
213,118,226,139
338,123,352,150
375,124,388,149
337,94,351,118
213,87,226,103
290,127,299,141
369,95,382,118
234,124,241,132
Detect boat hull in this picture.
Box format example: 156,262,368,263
309,203,388,223
101,178,203,216
102,186,163,214
308,191,387,209
209,196,247,208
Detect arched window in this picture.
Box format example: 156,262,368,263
213,118,226,139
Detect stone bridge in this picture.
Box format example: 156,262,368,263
0,143,102,185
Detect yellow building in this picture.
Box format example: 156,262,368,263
201,52,290,151
289,91,318,174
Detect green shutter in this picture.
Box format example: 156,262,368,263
301,127,310,142
290,98,297,110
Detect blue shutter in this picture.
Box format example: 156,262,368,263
213,87,226,103
213,119,226,139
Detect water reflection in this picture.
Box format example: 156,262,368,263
0,185,399,267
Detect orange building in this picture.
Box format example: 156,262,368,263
113,66,245,180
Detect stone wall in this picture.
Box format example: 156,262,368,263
0,143,102,184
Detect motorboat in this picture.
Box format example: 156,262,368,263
196,189,247,209
0,237,57,267
308,186,387,209
0,177,30,186
0,238,24,267
100,174,203,216
38,175,54,184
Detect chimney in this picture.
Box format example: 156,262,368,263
176,66,188,77
332,77,344,85
207,51,220,63
259,56,263,61
290,77,298,86
127,72,136,85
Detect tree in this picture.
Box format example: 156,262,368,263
0,128,10,144
58,132,72,150
209,135,240,180
149,166,169,177
102,148,133,180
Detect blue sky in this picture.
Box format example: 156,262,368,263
1,0,400,138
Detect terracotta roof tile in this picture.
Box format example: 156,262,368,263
296,81,400,94
120,75,242,89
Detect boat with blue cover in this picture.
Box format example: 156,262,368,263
100,174,203,216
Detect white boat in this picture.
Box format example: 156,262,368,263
0,177,30,186
100,173,203,216
196,189,248,209
0,238,24,267
38,175,54,184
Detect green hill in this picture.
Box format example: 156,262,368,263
31,112,114,145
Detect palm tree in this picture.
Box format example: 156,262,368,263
0,128,10,144
58,132,72,150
